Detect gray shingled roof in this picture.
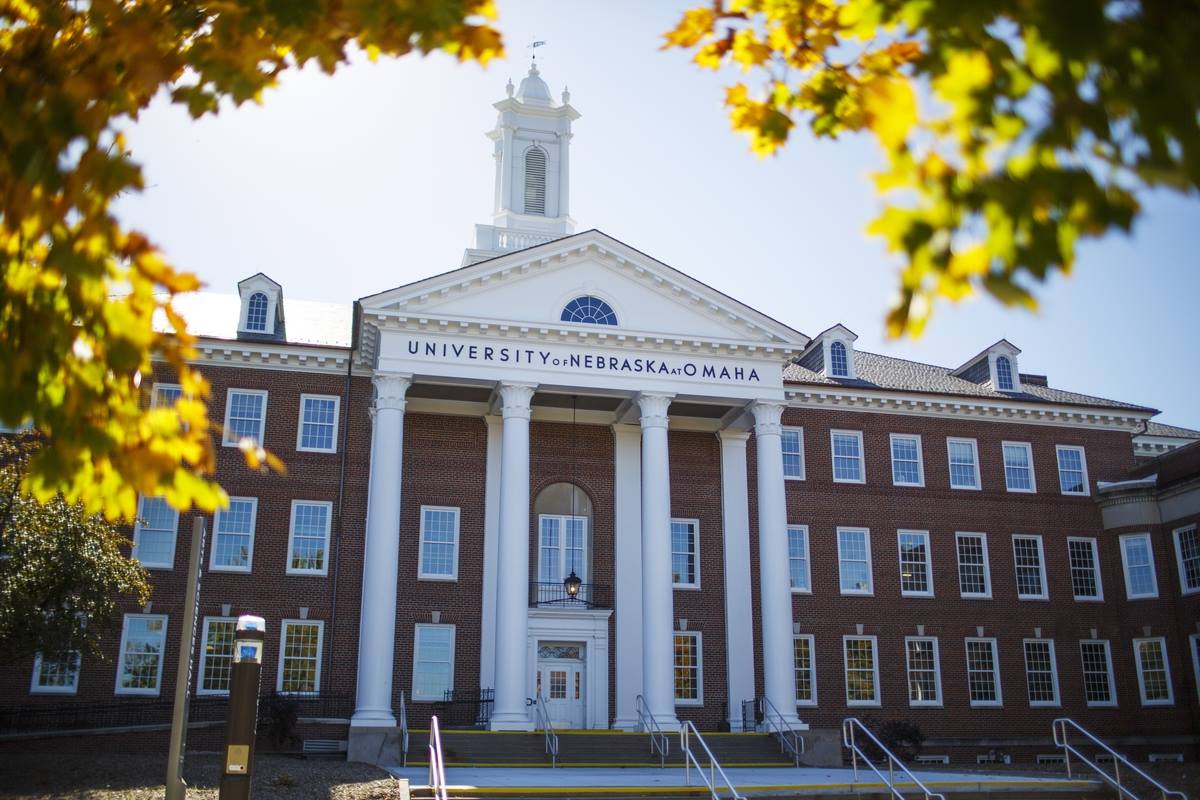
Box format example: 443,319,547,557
157,293,352,348
783,350,1156,412
1143,421,1200,439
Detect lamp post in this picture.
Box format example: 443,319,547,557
220,615,265,800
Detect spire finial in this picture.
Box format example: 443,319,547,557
562,86,570,105
505,77,514,97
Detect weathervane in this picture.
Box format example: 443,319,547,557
528,39,546,65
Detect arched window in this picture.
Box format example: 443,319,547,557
524,146,547,215
246,292,269,332
561,296,618,326
829,340,849,377
534,483,593,605
995,355,1014,390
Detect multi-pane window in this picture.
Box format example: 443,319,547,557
1079,640,1116,707
297,394,339,452
1002,442,1036,492
781,427,805,479
211,497,258,572
419,506,460,580
674,632,702,704
844,636,880,705
412,624,455,700
199,618,235,695
965,638,1002,706
955,533,991,598
245,292,269,331
838,528,873,594
905,637,941,706
1133,638,1173,706
671,519,700,588
1023,640,1060,706
560,295,618,326
788,525,811,592
151,382,183,408
133,495,179,569
947,438,981,489
794,635,816,706
995,355,1015,391
1068,538,1103,601
1173,525,1200,595
30,652,80,694
1191,635,1200,702
278,620,323,694
898,530,933,597
1055,446,1089,495
829,340,850,377
1120,533,1158,599
890,434,924,487
223,389,267,446
288,501,332,575
116,614,168,695
1013,535,1048,599
831,430,865,483
538,515,587,597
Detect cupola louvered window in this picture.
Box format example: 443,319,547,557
524,146,547,215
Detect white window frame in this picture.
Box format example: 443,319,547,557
1120,532,1159,600
412,623,456,701
1079,640,1117,708
1190,634,1200,703
197,616,236,696
277,619,324,695
418,505,461,582
1023,639,1061,707
1067,537,1104,602
837,527,874,595
843,635,881,707
946,437,982,490
673,630,704,706
889,434,925,487
132,494,179,570
1172,525,1199,596
150,382,183,408
830,430,866,484
222,388,268,447
286,500,333,576
781,427,805,480
904,636,943,708
296,393,340,453
788,525,812,594
671,517,701,590
1013,534,1049,600
965,637,1003,707
30,652,80,695
955,532,992,599
1002,441,1037,493
897,529,934,598
209,496,259,574
1133,637,1174,706
793,634,817,707
114,613,168,696
1055,445,1090,496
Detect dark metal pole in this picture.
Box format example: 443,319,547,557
166,517,205,800
219,615,265,800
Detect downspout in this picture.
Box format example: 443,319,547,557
326,304,358,704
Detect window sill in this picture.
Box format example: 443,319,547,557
418,574,459,583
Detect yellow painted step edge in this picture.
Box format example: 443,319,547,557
421,779,1098,797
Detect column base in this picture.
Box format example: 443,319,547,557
347,725,404,766
489,712,535,731
351,709,397,728
611,716,640,732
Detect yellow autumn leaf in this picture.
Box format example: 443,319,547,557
862,75,917,150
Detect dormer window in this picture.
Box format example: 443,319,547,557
830,341,849,378
995,355,1014,391
951,340,1022,392
245,292,269,332
561,295,617,326
236,273,284,338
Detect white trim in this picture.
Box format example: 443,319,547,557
1189,634,1200,704
897,529,934,598
210,496,259,573
991,352,1021,393
965,637,1003,707
418,505,461,582
1079,639,1117,708
793,633,817,707
1120,532,1159,600
413,623,457,701
1132,637,1174,706
889,433,925,487
904,636,942,707
955,532,992,599
1055,445,1090,496
781,427,806,481
843,635,881,707
787,524,812,594
1067,537,1104,602
296,393,341,453
1172,525,1199,596
132,495,179,570
30,652,80,695
277,619,325,694
837,527,874,595
670,517,701,590
115,614,168,696
1022,639,1061,707
673,630,704,706
830,429,866,484
286,500,333,576
150,382,182,408
1001,441,1037,493
197,616,236,696
1013,534,1049,600
946,438,982,490
221,388,268,447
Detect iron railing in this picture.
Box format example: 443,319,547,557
740,698,758,732
681,719,746,800
843,717,946,800
635,694,670,767
1053,718,1188,800
428,715,449,800
758,695,805,767
531,692,560,768
432,688,492,728
528,581,612,609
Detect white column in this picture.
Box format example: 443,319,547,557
499,125,514,215
718,430,756,730
637,392,680,729
751,401,804,729
479,415,503,690
558,131,572,218
612,423,643,730
352,372,412,727
490,382,537,730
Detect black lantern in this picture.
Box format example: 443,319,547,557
564,570,582,599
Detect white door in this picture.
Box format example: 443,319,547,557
536,659,585,729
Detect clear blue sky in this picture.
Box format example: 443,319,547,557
114,0,1200,430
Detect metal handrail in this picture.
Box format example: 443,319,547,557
842,718,946,800
398,691,409,767
681,719,747,800
635,694,670,767
1053,718,1188,800
428,715,448,800
532,692,559,768
758,695,805,767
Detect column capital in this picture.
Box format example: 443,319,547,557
636,392,674,430
750,400,785,436
373,373,412,412
717,429,751,445
498,382,537,420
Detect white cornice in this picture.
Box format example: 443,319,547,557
156,338,354,376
